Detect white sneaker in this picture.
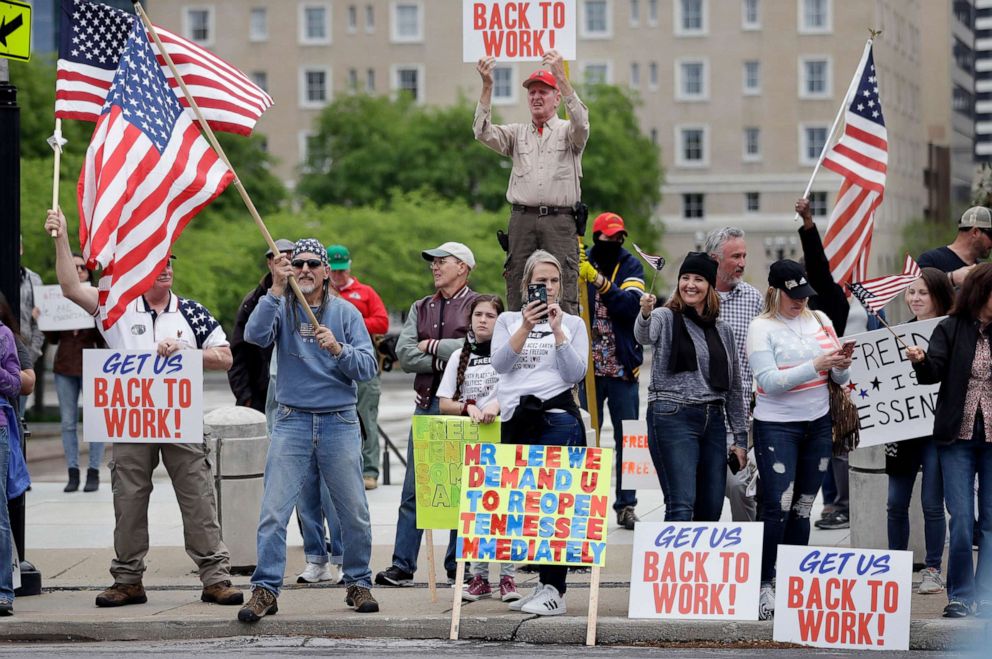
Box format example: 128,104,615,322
918,567,945,595
520,584,566,616
297,562,334,584
758,583,775,621
508,583,543,611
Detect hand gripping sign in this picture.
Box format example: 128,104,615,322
773,546,913,651
83,349,203,443
463,0,577,62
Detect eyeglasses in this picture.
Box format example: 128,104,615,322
429,257,451,269
292,259,323,269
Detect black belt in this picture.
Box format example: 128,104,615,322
511,204,575,217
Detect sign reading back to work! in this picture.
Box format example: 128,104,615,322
36,285,96,332
845,318,941,448
462,0,576,62
456,443,611,566
629,522,763,620
0,0,31,62
773,546,912,651
83,349,203,443
620,419,660,490
413,415,501,530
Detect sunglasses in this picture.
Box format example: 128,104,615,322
74,264,88,271
292,259,323,269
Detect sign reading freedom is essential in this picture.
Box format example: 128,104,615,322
629,522,763,620
36,285,96,332
463,0,576,62
413,415,501,530
620,419,660,490
83,349,203,443
456,443,611,566
845,318,941,448
773,546,912,651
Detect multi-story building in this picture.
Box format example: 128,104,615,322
976,0,992,164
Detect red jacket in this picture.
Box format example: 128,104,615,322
338,276,389,335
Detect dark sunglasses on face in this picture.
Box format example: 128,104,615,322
292,259,323,269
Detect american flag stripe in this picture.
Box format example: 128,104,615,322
848,254,921,313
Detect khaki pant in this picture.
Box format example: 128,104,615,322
504,209,580,315
109,442,231,586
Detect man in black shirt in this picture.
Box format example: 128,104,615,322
918,206,992,286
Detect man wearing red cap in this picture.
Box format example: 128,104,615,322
577,213,645,529
474,50,589,314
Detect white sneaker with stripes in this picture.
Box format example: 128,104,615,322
520,584,566,616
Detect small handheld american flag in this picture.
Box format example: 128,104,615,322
847,254,922,314
632,243,666,292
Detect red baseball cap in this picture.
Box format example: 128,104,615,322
522,69,558,90
593,212,626,237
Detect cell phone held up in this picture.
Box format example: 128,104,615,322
840,340,856,358
527,283,549,322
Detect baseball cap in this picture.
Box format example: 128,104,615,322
592,212,626,237
769,260,817,299
326,244,352,271
265,238,295,258
958,206,992,230
522,69,558,90
421,242,476,270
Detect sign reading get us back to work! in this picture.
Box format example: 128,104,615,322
629,522,763,620
456,443,611,566
773,546,912,651
463,0,576,62
83,349,203,443
413,415,500,530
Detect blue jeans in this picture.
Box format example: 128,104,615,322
647,400,727,522
581,377,638,511
296,470,343,566
754,413,833,583
55,373,104,471
938,439,992,605
0,426,13,602
887,439,945,570
390,399,456,574
251,405,372,594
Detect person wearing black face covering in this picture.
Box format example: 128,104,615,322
577,213,647,529
634,252,747,523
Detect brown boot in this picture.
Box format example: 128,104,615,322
237,587,278,623
95,582,147,607
345,585,380,613
201,580,244,605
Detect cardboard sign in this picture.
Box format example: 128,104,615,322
845,318,941,448
620,419,660,490
36,284,96,332
413,415,501,530
773,546,912,651
83,349,203,443
456,443,611,566
628,522,763,620
462,0,576,62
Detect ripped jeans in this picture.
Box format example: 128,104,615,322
754,413,833,584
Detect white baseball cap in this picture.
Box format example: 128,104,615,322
421,242,476,270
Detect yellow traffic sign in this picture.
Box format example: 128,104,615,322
0,0,31,63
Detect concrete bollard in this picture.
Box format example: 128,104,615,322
204,406,270,572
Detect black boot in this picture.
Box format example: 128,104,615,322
84,468,100,492
64,468,80,493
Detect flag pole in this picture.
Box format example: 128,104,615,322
794,36,875,221
48,119,65,237
130,2,321,328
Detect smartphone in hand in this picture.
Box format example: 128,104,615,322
840,340,856,358
527,283,548,322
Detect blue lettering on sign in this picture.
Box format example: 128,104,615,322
653,524,744,549
101,352,183,375
798,550,891,576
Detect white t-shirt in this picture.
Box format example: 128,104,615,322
436,347,499,409
98,293,228,350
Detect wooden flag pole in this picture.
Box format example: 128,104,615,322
448,561,466,640
585,565,602,646
49,119,64,237
425,529,438,603
132,2,320,329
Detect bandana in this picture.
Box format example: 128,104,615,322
292,238,328,265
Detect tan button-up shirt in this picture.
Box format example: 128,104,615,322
473,93,590,207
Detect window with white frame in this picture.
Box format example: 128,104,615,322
678,126,707,165
348,5,357,32
348,68,358,90
584,63,609,84
800,57,831,98
809,191,828,216
648,0,658,25
301,68,329,107
582,0,610,37
249,7,267,42
630,0,640,26
799,0,831,33
184,8,213,45
676,0,706,35
366,68,376,92
743,126,761,160
250,71,268,93
630,62,641,87
365,4,375,31
801,125,829,164
683,193,705,219
300,130,327,172
745,192,760,212
743,60,760,94
677,59,707,100
393,65,424,102
300,4,330,44
493,66,516,103
742,0,759,28
392,2,423,42
649,61,658,89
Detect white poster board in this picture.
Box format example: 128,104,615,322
620,419,660,490
463,0,576,62
628,522,763,620
36,284,95,332
773,545,912,651
82,349,203,443
845,318,941,448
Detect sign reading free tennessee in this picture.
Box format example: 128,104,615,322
83,349,203,443
456,443,611,566
462,1,576,62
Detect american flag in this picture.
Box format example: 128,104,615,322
56,0,273,136
78,20,234,329
821,44,887,286
847,254,921,314
632,243,666,272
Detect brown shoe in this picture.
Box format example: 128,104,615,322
345,585,380,613
364,477,378,490
201,580,244,605
238,587,278,623
95,582,147,607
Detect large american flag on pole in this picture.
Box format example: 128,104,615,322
78,19,234,329
56,0,273,135
847,254,922,314
821,44,887,286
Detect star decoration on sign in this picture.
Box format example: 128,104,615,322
847,381,858,392
859,389,869,399
870,377,882,391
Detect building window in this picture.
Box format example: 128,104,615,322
650,127,658,144
683,193,705,219
493,66,516,104
745,192,760,213
301,4,331,44
743,60,760,94
393,64,425,103
800,57,831,98
584,63,610,85
799,0,831,33
302,68,329,107
630,0,640,26
742,0,759,29
676,59,707,100
954,84,974,117
954,37,974,73
250,71,268,93
648,0,658,25
249,7,267,42
954,0,973,27
678,126,707,166
184,8,213,45
630,62,641,87
676,0,706,35
649,61,658,90
365,4,375,31
809,191,828,216
348,5,358,32
743,127,761,160
366,68,376,92
392,2,423,42
348,68,358,90
802,125,829,164
582,0,610,37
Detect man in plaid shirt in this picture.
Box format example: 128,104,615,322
705,227,763,522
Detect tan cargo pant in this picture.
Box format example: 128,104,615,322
504,208,580,315
109,442,231,586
